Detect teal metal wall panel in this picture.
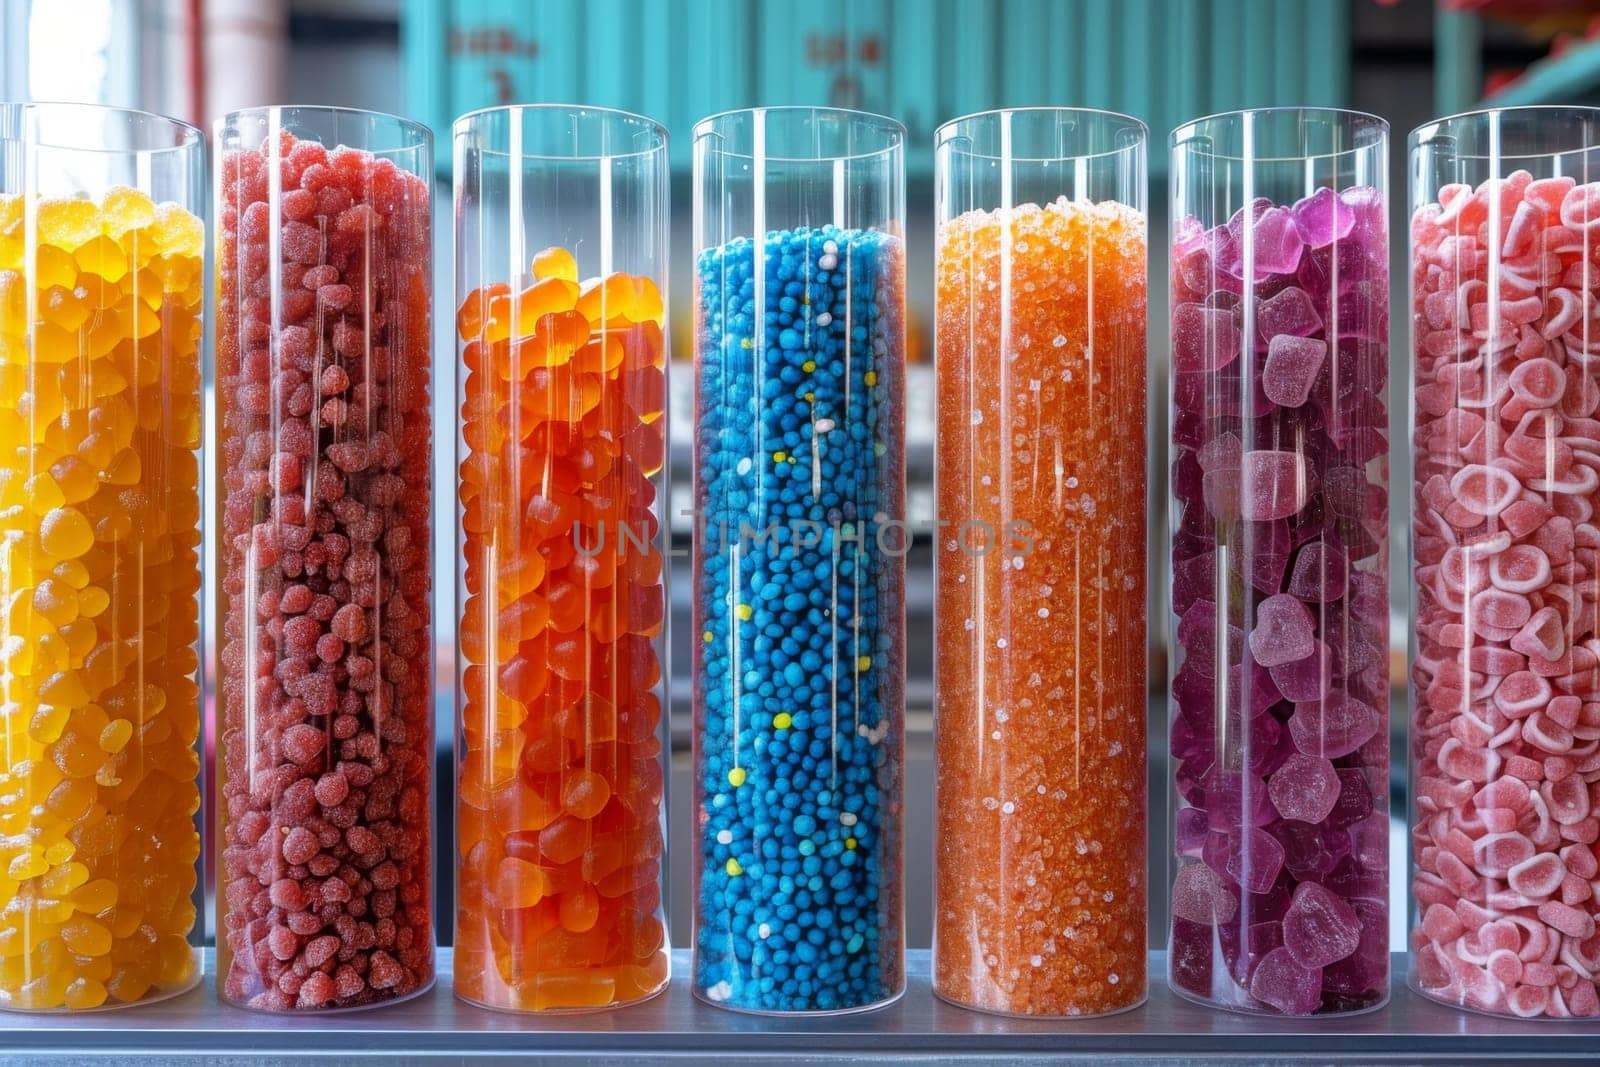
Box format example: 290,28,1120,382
403,0,1353,176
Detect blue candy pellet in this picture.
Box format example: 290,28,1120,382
693,226,905,1013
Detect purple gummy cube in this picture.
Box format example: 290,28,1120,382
1324,767,1376,831
1269,640,1334,703
1173,301,1242,374
1334,278,1387,342
1270,820,1340,881
1197,429,1242,471
1340,185,1386,244
1232,519,1292,595
1172,860,1239,925
1262,335,1327,409
1232,659,1285,719
1246,709,1292,778
1281,881,1362,969
1170,709,1215,768
1226,826,1288,895
1288,540,1349,603
1173,448,1205,508
1320,896,1387,997
1170,917,1219,997
1240,450,1307,521
1204,767,1276,830
1202,466,1242,522
1324,855,1386,900
1257,285,1324,343
1249,592,1317,667
1171,549,1218,617
1177,598,1243,681
1266,752,1341,823
1176,805,1210,858
1250,206,1305,277
1248,946,1323,1015
1321,466,1369,520
1292,187,1356,249
1288,690,1382,760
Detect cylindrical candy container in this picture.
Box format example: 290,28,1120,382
932,108,1149,1017
215,107,434,1011
452,105,670,1012
0,103,205,1011
691,106,907,1014
1409,106,1600,1019
1167,108,1392,1016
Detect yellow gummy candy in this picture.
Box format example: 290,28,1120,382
36,199,100,251
99,186,155,237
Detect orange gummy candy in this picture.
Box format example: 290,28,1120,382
455,248,668,1012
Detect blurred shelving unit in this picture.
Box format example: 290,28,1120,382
400,0,1353,177
1433,0,1600,113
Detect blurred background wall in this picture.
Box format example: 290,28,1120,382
0,0,1592,949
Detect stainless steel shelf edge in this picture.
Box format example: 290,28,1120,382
0,950,1593,1063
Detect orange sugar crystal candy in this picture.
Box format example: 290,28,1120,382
512,311,593,375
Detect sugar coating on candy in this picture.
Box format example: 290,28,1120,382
0,189,204,1011
216,132,434,1012
1410,171,1600,1019
1169,185,1389,1016
934,197,1147,1017
454,249,668,1012
695,224,905,1012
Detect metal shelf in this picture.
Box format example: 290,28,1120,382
1,949,1593,1063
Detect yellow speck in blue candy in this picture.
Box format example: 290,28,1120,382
726,858,743,876
802,360,816,373
863,370,878,386
772,451,787,464
857,655,872,672
773,712,793,730
740,338,753,349
845,838,857,850
702,630,714,643
804,392,815,402
728,767,746,787
735,603,753,621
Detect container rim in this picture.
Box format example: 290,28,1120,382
452,102,667,161
936,106,1147,163
0,100,203,155
216,104,433,153
693,105,905,164
1409,104,1600,160
1170,106,1388,163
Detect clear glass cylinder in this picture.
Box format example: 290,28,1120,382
1166,108,1391,1016
214,106,435,1012
1408,106,1600,1020
931,107,1148,1018
0,102,205,1012
690,106,907,1015
451,104,670,1013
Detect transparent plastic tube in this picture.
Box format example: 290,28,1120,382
691,106,907,1014
215,106,435,1012
0,102,205,1012
452,104,670,1013
1409,106,1600,1020
932,107,1148,1018
1166,108,1391,1016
